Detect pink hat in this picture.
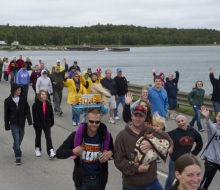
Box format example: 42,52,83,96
96,68,102,72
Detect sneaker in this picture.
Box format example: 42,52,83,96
50,149,56,159
170,115,175,120
114,116,120,120
108,118,115,124
59,111,63,116
73,122,77,126
35,147,41,157
156,157,161,163
199,128,204,132
15,159,21,165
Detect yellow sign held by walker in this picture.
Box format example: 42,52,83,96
74,94,101,108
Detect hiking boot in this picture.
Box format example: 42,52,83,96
156,157,161,163
108,118,115,124
199,128,204,132
35,147,41,157
114,116,120,120
170,115,175,120
50,149,56,159
59,111,63,116
15,159,21,165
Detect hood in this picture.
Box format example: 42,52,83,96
41,69,47,75
10,83,22,96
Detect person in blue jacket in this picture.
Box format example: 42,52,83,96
16,63,30,99
165,70,179,120
148,75,168,118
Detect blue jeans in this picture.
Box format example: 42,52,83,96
164,158,176,190
189,105,202,130
10,70,17,83
168,97,177,110
114,95,125,117
212,101,220,123
123,178,163,190
72,105,80,123
10,124,25,159
76,176,100,190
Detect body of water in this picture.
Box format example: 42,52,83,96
1,46,220,94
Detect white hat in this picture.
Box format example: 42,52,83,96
57,60,60,62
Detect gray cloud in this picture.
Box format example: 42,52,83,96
1,0,220,30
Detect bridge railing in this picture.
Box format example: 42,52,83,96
127,83,214,113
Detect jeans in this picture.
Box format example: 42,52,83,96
35,126,53,156
212,101,220,123
10,124,25,159
4,71,8,81
168,97,177,110
189,105,202,130
76,176,100,190
123,179,163,190
164,158,176,190
114,95,125,117
10,70,17,83
72,105,80,123
53,91,62,112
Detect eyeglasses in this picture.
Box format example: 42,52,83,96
89,120,100,124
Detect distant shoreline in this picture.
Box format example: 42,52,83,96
0,44,219,51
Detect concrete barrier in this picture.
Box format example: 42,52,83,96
127,83,214,113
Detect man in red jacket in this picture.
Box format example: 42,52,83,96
30,65,41,95
17,55,24,69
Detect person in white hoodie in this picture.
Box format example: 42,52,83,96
200,106,220,190
36,70,53,101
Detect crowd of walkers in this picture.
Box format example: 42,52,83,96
2,55,220,190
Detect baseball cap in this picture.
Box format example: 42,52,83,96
56,60,60,63
132,106,147,117
96,68,102,72
88,68,91,70
74,61,77,63
116,68,122,72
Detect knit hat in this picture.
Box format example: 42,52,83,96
175,115,187,121
96,68,101,72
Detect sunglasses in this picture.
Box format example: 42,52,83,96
89,120,100,124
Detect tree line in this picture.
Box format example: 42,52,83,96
0,24,220,46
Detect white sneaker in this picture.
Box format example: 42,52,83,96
50,149,56,159
108,118,115,124
114,116,120,120
35,147,41,157
170,115,175,120
72,122,77,126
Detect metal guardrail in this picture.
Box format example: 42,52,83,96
127,83,214,112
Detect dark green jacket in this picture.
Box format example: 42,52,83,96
187,88,205,106
50,64,68,91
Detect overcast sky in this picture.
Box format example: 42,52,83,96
1,0,220,30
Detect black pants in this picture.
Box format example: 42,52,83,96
34,126,53,156
200,159,220,189
22,84,29,99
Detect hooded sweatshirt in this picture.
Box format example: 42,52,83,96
16,68,30,85
168,126,203,162
4,83,32,130
114,122,157,188
148,86,168,118
201,119,220,164
165,71,179,98
187,88,205,106
36,70,53,94
210,73,220,102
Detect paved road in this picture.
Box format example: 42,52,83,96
0,81,219,190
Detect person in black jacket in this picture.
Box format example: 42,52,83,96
56,108,114,190
168,153,205,190
101,69,117,124
165,70,179,120
32,89,55,159
4,83,32,165
164,115,203,190
114,68,127,120
209,67,220,123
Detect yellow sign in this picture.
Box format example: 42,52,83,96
74,94,101,108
